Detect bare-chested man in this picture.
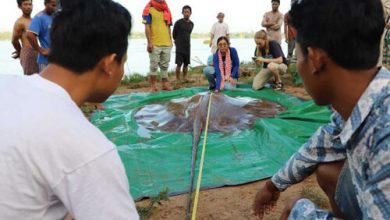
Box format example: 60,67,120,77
261,0,284,44
12,0,38,75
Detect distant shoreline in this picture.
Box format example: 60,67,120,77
0,31,257,41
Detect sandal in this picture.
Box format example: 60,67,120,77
274,82,283,91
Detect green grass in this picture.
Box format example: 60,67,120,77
136,188,170,219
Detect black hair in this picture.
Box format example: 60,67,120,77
17,0,32,7
49,0,132,73
217,36,230,45
272,0,280,3
290,0,384,70
44,0,52,4
182,5,191,13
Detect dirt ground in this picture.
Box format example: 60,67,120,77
109,69,331,220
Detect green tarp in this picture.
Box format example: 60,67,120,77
91,86,331,200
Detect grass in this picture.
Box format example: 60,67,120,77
300,187,330,209
136,188,170,219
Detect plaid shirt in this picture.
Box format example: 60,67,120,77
271,68,390,219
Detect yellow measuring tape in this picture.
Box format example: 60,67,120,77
191,93,213,220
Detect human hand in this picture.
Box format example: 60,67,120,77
39,48,50,56
12,51,20,59
229,78,236,85
147,42,153,53
252,180,280,219
256,57,265,63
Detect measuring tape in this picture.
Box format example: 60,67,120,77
191,93,213,220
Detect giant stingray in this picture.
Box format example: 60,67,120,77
134,92,286,218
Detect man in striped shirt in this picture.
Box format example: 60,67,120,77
253,0,390,219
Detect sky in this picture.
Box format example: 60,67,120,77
0,0,291,33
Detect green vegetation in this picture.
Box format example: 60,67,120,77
136,188,170,219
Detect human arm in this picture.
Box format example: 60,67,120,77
256,56,282,64
142,15,153,53
28,17,49,56
27,31,49,56
269,14,283,31
256,41,284,64
144,24,153,53
172,21,178,41
11,21,23,59
284,14,289,41
230,47,240,80
271,112,346,191
261,13,274,28
209,23,215,47
209,33,214,48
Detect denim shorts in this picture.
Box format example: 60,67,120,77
334,161,362,220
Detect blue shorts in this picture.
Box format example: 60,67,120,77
334,161,362,220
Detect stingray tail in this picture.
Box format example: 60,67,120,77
185,100,204,220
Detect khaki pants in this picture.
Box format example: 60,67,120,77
149,46,172,78
252,63,287,90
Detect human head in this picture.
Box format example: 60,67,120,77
217,36,230,53
254,30,268,49
182,5,191,20
290,0,384,104
271,0,280,12
49,0,132,102
216,12,224,23
44,0,57,15
17,0,32,16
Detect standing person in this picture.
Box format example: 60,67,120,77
27,0,56,72
252,0,390,219
261,0,283,44
143,0,173,92
0,0,139,219
252,30,288,91
213,36,239,92
284,11,296,62
11,0,39,75
209,12,230,54
172,5,194,83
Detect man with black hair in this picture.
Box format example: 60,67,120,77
11,0,39,75
173,5,194,83
253,0,390,219
0,0,139,219
27,0,56,72
143,0,173,92
261,0,283,44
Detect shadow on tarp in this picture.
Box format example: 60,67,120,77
90,86,331,200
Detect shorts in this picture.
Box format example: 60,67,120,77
175,52,190,66
252,62,287,90
334,161,362,220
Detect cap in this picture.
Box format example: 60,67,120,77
216,12,225,18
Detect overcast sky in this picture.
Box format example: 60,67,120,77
1,0,291,33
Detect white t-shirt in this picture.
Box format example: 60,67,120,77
210,22,230,53
0,75,139,220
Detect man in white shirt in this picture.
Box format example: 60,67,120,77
209,12,230,54
0,0,139,219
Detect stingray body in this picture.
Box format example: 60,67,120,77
134,92,285,134
134,92,285,219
